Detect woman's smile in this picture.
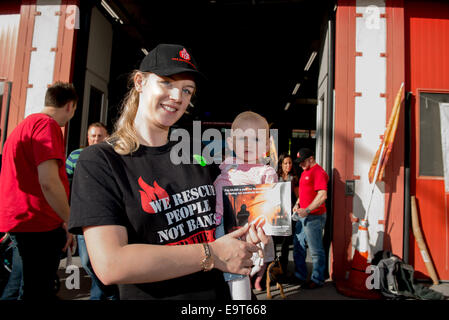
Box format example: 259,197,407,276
160,103,178,113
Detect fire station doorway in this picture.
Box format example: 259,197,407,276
67,0,336,280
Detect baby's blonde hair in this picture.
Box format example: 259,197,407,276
231,111,269,131
229,111,270,163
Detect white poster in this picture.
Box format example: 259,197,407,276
439,103,449,193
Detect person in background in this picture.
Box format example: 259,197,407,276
66,122,119,300
66,122,109,184
292,148,328,289
0,82,77,300
68,44,267,300
274,153,299,276
214,111,277,298
0,152,23,301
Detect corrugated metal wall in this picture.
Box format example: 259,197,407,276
1,13,20,151
0,14,20,81
406,0,449,280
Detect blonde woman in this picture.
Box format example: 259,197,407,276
68,44,267,300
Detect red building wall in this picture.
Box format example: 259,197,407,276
0,1,20,82
333,0,449,286
332,0,357,283
384,0,405,259
0,0,78,146
0,0,21,148
406,0,449,280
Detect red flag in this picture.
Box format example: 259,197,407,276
368,83,404,183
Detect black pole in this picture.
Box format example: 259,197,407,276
403,91,412,264
1,81,12,154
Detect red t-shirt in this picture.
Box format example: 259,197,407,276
299,163,328,215
0,113,69,232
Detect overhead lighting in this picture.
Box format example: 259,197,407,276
284,102,291,111
304,51,317,71
141,48,149,55
292,83,301,95
101,0,124,24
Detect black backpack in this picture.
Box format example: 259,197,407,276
371,251,445,300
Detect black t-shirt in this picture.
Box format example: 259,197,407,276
68,141,229,300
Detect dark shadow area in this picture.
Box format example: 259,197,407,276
90,0,337,157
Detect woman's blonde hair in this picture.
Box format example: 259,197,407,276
108,70,197,155
107,70,143,155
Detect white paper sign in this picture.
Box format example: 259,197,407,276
439,103,449,193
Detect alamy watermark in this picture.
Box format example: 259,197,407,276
365,265,380,290
65,264,80,290
65,5,80,30
169,121,278,166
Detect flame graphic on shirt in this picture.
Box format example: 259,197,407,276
138,177,169,214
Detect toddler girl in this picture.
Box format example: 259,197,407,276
214,111,277,299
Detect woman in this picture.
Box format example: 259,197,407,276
274,153,299,275
277,153,299,197
68,44,267,300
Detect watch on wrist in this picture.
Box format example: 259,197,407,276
201,243,214,272
305,208,311,214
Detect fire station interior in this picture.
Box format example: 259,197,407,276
65,0,337,278
67,0,336,165
67,1,336,267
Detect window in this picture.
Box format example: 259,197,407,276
292,129,316,139
419,92,449,176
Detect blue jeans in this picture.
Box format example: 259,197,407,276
293,213,327,285
77,235,119,300
0,234,23,300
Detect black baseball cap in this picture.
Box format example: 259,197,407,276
139,44,206,82
296,148,314,163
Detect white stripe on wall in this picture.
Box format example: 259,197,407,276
25,0,61,117
353,0,387,259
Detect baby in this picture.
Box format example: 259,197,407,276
214,111,277,299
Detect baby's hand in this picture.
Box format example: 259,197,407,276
245,223,268,259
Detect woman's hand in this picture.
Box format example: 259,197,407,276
210,224,260,275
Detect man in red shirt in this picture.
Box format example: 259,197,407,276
292,148,328,289
0,82,78,299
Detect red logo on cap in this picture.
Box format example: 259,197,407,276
179,48,191,61
172,48,197,70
